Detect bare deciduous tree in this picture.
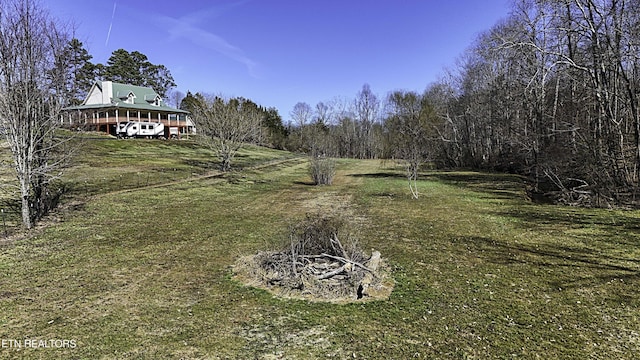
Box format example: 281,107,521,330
385,91,437,199
191,95,264,172
290,102,313,128
0,0,72,229
423,0,640,206
167,89,185,109
287,102,313,152
354,83,381,159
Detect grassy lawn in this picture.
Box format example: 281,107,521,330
0,139,639,359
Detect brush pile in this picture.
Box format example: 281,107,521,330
234,215,392,302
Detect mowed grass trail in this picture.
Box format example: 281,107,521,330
0,139,639,359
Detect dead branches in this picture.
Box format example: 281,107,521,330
235,214,392,302
285,215,368,284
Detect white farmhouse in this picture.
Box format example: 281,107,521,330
63,81,194,137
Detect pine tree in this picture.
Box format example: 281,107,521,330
103,49,176,97
65,38,96,105
105,49,141,85
179,91,206,113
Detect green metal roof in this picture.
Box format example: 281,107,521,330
65,101,190,114
63,81,190,114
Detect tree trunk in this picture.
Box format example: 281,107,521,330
20,180,32,230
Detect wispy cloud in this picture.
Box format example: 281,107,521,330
157,3,260,78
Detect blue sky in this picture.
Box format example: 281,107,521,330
45,0,511,121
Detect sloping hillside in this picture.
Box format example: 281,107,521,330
0,139,639,359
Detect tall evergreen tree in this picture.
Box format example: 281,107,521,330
64,38,96,105
263,107,288,149
103,49,176,97
104,49,142,86
179,91,206,113
146,64,175,99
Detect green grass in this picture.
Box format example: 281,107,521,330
0,139,638,359
64,134,297,197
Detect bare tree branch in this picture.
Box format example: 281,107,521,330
191,94,264,171
0,0,74,228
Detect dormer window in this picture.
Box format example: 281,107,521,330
126,92,136,104
143,94,162,106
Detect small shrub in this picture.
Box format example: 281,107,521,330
309,157,336,185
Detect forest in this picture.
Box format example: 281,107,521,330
269,0,640,208
435,0,640,207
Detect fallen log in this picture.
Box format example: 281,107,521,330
315,264,348,280
303,253,374,274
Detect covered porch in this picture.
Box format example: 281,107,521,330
62,106,194,136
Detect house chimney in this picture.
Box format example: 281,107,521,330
102,81,113,104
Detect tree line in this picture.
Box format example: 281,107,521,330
283,0,640,207
436,0,640,207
